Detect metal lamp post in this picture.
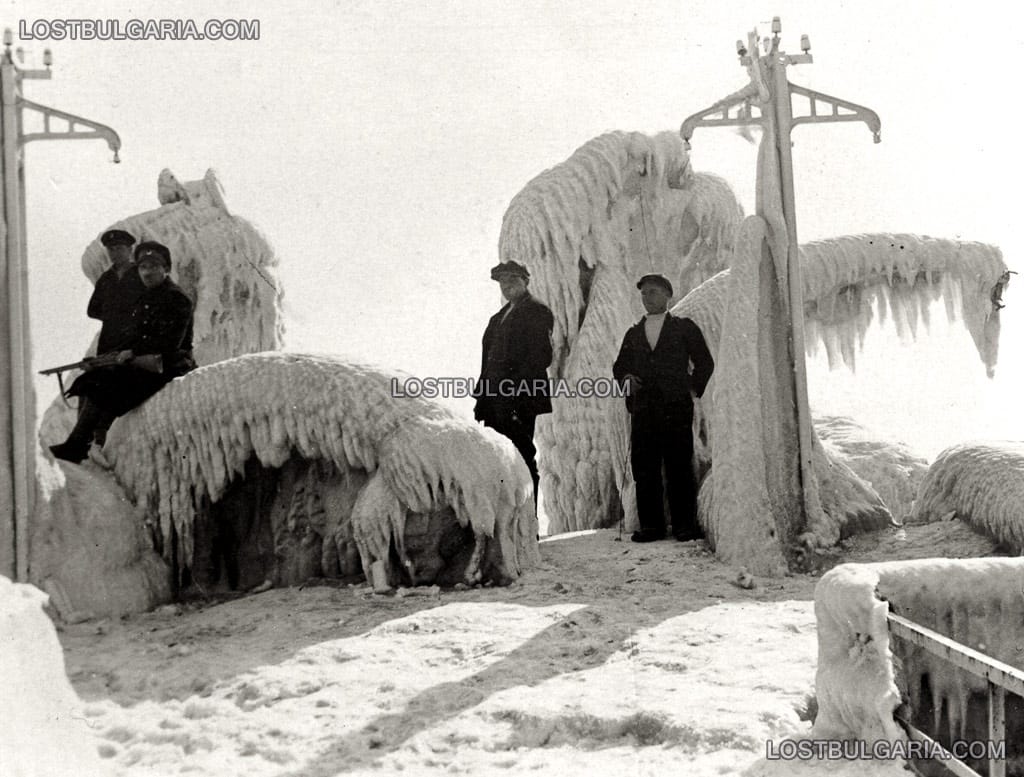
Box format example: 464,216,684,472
1,29,121,580
680,17,881,546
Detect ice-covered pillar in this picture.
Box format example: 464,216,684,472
680,17,881,570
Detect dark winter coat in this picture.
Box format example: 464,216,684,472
69,278,196,416
87,265,147,354
612,314,714,414
474,293,554,421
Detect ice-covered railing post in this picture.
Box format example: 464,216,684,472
0,29,121,580
680,17,881,569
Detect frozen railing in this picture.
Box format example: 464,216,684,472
888,613,1022,777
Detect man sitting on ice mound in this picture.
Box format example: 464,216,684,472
50,241,196,463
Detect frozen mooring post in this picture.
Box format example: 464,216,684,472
680,17,881,570
0,29,121,580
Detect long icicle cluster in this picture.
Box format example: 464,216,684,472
801,234,1006,376
104,353,537,582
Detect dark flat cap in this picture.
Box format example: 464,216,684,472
134,240,172,269
636,274,673,296
490,260,530,281
100,229,136,247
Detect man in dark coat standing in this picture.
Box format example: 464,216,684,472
474,260,554,508
89,229,147,354
613,274,714,543
50,241,196,463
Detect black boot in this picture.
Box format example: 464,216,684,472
49,399,108,464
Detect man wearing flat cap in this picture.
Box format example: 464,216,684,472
89,229,146,354
474,260,554,508
50,241,197,463
613,274,714,543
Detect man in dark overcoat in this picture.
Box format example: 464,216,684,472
89,229,146,354
50,241,196,463
474,260,554,507
612,274,714,543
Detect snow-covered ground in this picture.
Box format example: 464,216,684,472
17,520,996,776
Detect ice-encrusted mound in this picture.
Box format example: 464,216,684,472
815,416,928,524
911,442,1024,550
105,352,539,587
0,577,109,776
499,131,743,532
815,559,1024,758
31,456,171,620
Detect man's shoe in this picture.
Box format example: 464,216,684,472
49,442,88,464
630,529,666,543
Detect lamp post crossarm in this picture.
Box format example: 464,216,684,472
680,82,765,143
18,98,121,157
788,83,881,142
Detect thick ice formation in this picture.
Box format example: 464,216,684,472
499,131,743,531
911,442,1024,551
31,455,171,620
502,130,1007,545
0,576,109,776
105,352,538,587
34,170,286,618
815,416,928,524
815,559,1024,751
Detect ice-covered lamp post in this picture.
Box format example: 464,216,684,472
0,29,121,580
680,17,881,561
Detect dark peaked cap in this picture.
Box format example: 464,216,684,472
636,274,673,296
134,240,172,269
100,229,136,247
490,260,530,281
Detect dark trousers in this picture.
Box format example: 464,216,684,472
484,411,539,509
59,399,116,457
630,400,698,536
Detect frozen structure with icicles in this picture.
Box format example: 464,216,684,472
673,232,1006,572
36,169,285,619
814,560,1024,765
36,170,535,618
500,129,1008,573
911,442,1024,551
104,353,538,589
499,131,743,531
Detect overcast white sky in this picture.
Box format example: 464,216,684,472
6,0,1023,458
